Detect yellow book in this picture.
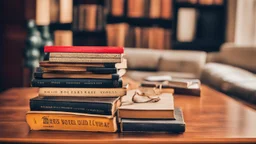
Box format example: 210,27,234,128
26,111,117,132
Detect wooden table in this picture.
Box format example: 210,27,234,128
0,81,256,143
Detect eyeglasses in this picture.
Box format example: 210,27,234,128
132,82,174,103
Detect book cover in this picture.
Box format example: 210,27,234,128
44,46,124,53
118,90,175,119
49,57,122,63
121,108,185,133
30,96,121,116
40,59,127,69
26,111,117,132
31,78,123,88
38,87,126,97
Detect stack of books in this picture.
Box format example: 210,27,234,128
118,90,186,133
26,46,127,132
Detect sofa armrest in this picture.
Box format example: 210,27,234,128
206,52,221,63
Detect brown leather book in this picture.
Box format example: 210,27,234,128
111,0,124,16
127,0,145,18
118,90,175,119
161,0,172,19
54,30,73,46
39,59,127,69
149,0,161,18
50,0,59,23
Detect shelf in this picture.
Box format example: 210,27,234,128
107,15,172,28
49,23,72,32
175,3,225,9
172,39,223,52
72,30,106,36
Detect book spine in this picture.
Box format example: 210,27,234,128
30,100,112,115
26,112,117,132
121,122,185,133
31,79,122,88
174,88,201,96
50,53,122,58
49,57,121,63
38,88,126,97
44,46,124,53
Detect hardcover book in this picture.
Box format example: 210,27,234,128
120,108,185,133
44,46,124,53
30,96,121,116
34,72,121,80
49,57,122,63
38,67,119,74
49,53,123,59
31,78,123,88
26,111,117,132
40,59,127,69
118,90,175,119
38,87,126,97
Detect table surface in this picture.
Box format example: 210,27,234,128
0,79,256,143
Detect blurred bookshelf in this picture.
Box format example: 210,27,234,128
33,0,226,51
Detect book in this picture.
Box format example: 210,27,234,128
44,46,124,53
31,78,123,88
26,111,117,132
34,72,121,80
49,53,123,59
118,90,175,119
38,67,118,74
38,88,126,97
54,30,73,46
141,80,201,96
59,0,73,23
49,57,122,63
161,0,172,19
177,8,197,42
121,108,185,133
144,77,196,88
106,23,129,47
36,0,50,25
30,96,121,116
111,0,124,16
127,0,145,18
39,59,127,69
49,0,59,23
149,0,161,18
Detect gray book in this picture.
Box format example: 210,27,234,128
120,108,185,133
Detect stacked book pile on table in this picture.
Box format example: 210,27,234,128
26,46,127,132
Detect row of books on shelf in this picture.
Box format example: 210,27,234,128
73,4,106,31
36,0,173,25
27,46,186,133
53,23,171,49
107,0,172,19
107,23,171,49
177,0,224,5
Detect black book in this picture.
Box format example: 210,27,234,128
30,96,121,116
120,108,185,133
37,67,118,74
31,78,123,88
34,71,120,80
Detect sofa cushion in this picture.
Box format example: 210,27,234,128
124,48,161,71
125,70,196,82
220,43,256,73
158,50,206,78
201,63,256,90
223,82,256,104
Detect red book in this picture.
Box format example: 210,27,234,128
44,46,124,53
